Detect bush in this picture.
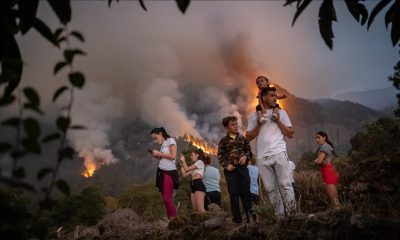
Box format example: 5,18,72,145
0,187,32,240
51,187,106,228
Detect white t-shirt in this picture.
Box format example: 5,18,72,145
158,138,177,171
191,160,205,177
247,109,292,159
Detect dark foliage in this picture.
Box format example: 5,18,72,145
51,187,106,228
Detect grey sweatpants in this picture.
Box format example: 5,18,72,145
257,151,295,215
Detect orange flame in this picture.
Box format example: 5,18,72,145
183,134,218,156
82,155,97,178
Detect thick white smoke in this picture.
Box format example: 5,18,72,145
139,78,201,139
67,82,122,171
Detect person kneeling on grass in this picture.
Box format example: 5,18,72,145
180,148,206,213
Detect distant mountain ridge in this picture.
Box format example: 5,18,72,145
333,86,397,111
273,85,388,158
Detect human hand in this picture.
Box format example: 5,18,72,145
239,155,247,165
179,153,185,163
271,113,279,121
152,150,162,158
226,164,236,172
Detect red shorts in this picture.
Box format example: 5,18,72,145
320,163,339,185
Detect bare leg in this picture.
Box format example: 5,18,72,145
325,184,340,209
191,193,197,211
194,191,205,213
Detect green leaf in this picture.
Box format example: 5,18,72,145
47,0,71,25
318,0,337,50
23,104,44,115
344,0,368,26
23,87,40,106
1,117,20,128
53,61,68,75
0,31,23,96
42,132,61,143
12,167,26,178
33,18,59,47
176,0,191,14
18,0,39,34
291,0,312,26
37,168,53,181
58,36,67,45
389,2,400,46
69,72,85,89
52,86,69,102
139,0,147,11
23,118,41,138
70,125,87,130
64,49,86,64
0,142,13,153
54,27,64,39
108,0,120,8
21,138,41,154
70,31,85,42
56,116,70,132
10,150,27,159
0,177,36,192
367,0,391,30
0,94,16,107
56,179,71,195
58,147,75,160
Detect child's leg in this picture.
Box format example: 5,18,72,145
257,110,264,123
195,191,205,212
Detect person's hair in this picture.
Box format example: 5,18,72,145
150,127,171,139
193,148,205,161
260,86,276,97
204,155,211,165
256,75,269,84
316,131,337,156
222,116,237,127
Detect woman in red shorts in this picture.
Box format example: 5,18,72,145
314,131,340,210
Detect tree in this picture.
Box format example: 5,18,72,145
389,50,400,117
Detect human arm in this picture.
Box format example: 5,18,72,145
217,137,235,171
239,136,252,165
277,94,287,100
179,154,194,177
314,152,327,165
152,143,177,160
274,111,294,139
245,112,262,141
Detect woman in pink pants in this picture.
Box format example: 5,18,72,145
150,127,179,219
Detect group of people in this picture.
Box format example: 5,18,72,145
149,75,340,222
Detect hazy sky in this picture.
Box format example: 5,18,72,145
3,1,399,174
11,0,400,143
18,1,399,100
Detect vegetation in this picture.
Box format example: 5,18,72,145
0,0,399,239
51,187,106,229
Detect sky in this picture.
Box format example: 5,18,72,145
2,1,399,172
18,1,398,98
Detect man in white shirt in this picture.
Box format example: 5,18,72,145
246,86,295,215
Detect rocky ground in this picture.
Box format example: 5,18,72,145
54,205,399,240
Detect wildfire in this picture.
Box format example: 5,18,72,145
183,134,218,156
82,154,98,178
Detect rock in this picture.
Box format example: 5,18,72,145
168,215,191,230
204,212,228,230
73,225,99,240
97,208,140,234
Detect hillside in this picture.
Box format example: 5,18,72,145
333,86,397,110
274,85,387,157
